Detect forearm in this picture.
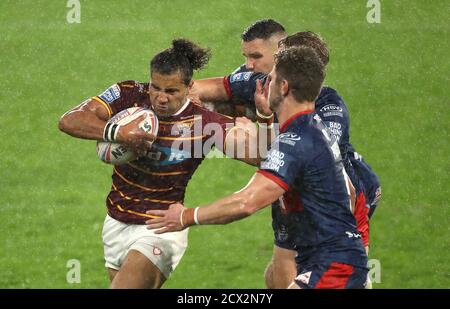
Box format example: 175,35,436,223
59,99,111,141
225,125,271,166
255,123,276,162
196,194,255,225
59,109,107,141
192,78,229,102
145,174,284,233
192,175,279,225
226,112,275,165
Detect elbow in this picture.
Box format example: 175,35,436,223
58,115,67,133
58,114,72,134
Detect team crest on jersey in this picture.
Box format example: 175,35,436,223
295,271,312,285
99,84,121,103
152,245,162,256
172,123,193,137
372,187,382,206
230,72,252,83
136,82,145,93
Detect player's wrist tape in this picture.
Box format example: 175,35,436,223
256,109,274,126
180,207,200,228
103,123,120,142
256,109,274,119
193,207,200,225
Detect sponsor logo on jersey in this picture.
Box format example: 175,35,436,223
320,104,343,113
296,271,312,285
320,104,343,118
145,146,191,166
326,121,343,142
278,132,301,146
345,231,362,239
276,224,289,242
230,72,253,83
99,84,121,104
261,149,285,172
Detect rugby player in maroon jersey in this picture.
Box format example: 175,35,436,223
59,39,271,288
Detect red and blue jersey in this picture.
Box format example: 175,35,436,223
257,111,367,268
223,71,381,209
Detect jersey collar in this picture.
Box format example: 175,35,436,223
171,99,191,116
280,109,315,133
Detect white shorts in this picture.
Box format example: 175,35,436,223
102,214,188,278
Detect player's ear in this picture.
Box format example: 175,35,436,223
281,79,289,97
187,80,194,90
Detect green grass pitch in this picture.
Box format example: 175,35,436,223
0,0,448,288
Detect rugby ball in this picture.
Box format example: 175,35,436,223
96,107,158,165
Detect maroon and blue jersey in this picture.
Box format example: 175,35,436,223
257,110,367,268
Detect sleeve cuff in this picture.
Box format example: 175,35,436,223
223,76,232,100
92,96,113,118
256,170,289,191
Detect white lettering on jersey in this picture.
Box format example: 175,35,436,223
261,149,285,172
320,104,344,117
330,141,341,161
278,132,301,146
327,121,343,142
342,169,352,212
345,231,362,239
230,72,252,83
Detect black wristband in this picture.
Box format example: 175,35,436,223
103,123,112,142
110,124,119,142
103,123,119,142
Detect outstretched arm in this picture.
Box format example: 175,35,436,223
191,77,229,102
145,173,285,233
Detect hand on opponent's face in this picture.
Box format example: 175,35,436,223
255,78,272,116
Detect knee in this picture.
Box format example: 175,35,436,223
264,261,275,289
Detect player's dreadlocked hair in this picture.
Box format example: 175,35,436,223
150,39,211,85
278,31,329,66
241,19,286,42
274,46,325,102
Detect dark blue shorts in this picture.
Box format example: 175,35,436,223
294,261,368,289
